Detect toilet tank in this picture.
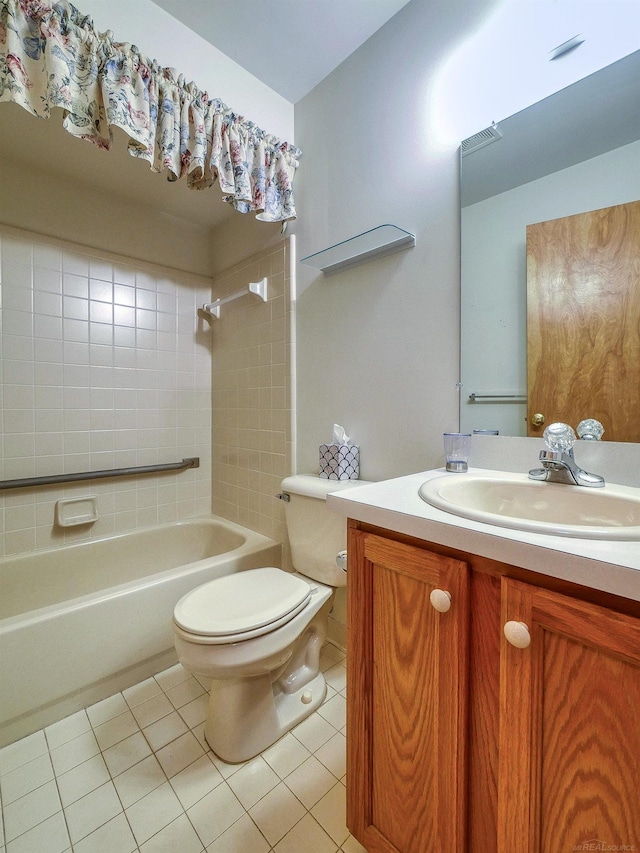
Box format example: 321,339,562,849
281,475,363,588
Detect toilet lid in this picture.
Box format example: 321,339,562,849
173,567,312,637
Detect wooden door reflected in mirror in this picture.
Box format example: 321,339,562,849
526,200,640,441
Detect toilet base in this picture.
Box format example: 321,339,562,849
204,670,327,763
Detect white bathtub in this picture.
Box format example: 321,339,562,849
0,516,281,746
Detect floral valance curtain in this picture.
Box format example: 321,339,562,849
0,0,301,221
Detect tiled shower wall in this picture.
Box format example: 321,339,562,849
0,225,213,558
211,238,293,557
211,237,349,646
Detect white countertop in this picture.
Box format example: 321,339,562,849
327,468,640,603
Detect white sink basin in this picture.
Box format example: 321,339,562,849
418,471,640,540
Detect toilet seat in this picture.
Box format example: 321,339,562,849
173,567,313,645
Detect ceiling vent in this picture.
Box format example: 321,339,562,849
461,124,502,157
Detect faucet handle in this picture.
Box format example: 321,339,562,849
543,422,576,453
576,419,605,441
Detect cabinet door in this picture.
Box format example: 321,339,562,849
347,531,469,853
498,577,640,853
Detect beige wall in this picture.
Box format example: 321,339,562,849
0,155,213,278
0,225,213,558
209,214,287,277
291,0,499,483
290,0,640,484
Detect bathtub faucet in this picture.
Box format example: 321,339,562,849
528,422,605,487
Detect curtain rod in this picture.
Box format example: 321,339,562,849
0,458,200,491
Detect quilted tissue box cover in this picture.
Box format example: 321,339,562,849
319,444,360,480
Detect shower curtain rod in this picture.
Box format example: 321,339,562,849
0,458,200,491
200,277,268,320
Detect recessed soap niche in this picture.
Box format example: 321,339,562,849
55,497,99,528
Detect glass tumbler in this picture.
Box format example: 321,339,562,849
443,432,471,473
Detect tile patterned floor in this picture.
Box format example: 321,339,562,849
0,645,367,853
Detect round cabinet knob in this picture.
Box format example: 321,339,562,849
531,413,545,427
430,589,452,613
503,620,531,649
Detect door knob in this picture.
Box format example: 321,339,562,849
430,589,452,613
503,620,531,648
531,413,545,427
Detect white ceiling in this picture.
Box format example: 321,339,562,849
149,0,412,104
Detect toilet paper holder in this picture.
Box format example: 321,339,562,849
336,550,347,572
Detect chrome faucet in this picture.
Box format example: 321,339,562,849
529,422,605,487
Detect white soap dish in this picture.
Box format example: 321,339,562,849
55,497,98,527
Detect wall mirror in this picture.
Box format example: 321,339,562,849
459,50,640,442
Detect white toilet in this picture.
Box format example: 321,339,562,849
172,475,354,763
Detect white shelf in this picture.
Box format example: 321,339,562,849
300,225,415,274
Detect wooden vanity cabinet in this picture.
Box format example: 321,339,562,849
346,521,640,853
499,577,640,853
347,529,469,853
